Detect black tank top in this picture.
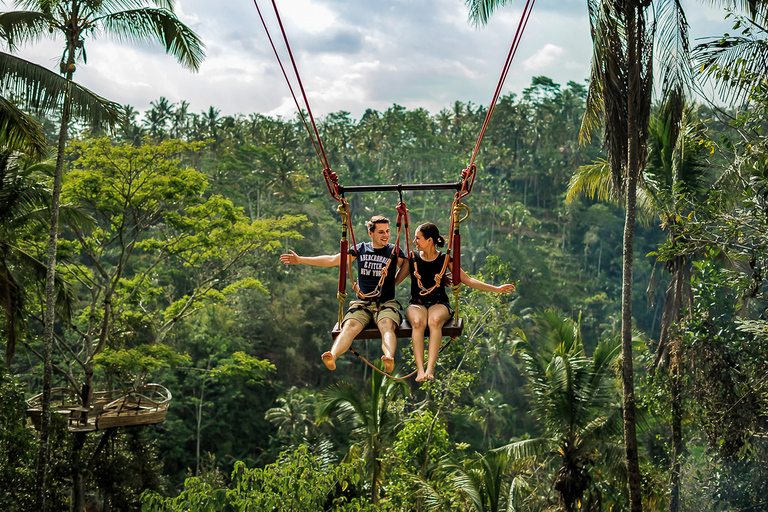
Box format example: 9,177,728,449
409,252,450,304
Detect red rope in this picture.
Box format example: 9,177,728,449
463,0,536,198
252,0,342,200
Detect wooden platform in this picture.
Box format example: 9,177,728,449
332,317,463,340
26,384,171,432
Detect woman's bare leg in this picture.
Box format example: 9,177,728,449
425,305,451,380
406,305,428,381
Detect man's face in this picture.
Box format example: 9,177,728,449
369,223,390,248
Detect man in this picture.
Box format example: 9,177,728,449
280,215,408,372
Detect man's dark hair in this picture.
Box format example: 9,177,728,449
366,215,390,233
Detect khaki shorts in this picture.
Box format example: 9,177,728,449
343,299,401,329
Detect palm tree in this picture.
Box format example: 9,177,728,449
501,310,625,512
467,1,697,508
567,103,712,511
265,386,319,447
441,448,536,512
1,2,204,508
470,390,510,449
1,51,119,371
693,2,768,104
1,51,120,156
143,96,174,140
316,370,408,504
0,152,48,368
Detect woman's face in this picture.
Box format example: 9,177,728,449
414,230,432,251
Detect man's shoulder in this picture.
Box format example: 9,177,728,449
385,243,407,258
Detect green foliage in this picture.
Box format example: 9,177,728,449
94,344,191,387
209,351,275,385
507,309,627,511
679,251,768,508
90,427,168,511
8,62,768,511
141,445,368,511
0,369,36,510
384,409,456,511
0,369,71,510
317,370,409,504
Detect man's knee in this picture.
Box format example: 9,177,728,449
342,318,365,334
377,317,397,333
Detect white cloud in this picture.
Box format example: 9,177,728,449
523,43,564,71
4,0,736,119
281,0,337,33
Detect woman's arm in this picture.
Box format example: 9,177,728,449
459,268,515,293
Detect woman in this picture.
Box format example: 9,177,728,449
406,223,515,382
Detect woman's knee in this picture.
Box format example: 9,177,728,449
427,314,446,329
407,312,427,329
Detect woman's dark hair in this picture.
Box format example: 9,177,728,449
417,222,445,248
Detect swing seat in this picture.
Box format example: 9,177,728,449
331,317,464,340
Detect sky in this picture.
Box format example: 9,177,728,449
4,0,736,120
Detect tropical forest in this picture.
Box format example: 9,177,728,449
1,0,767,511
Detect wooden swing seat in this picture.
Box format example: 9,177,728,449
331,317,463,340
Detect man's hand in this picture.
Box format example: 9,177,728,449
280,250,300,265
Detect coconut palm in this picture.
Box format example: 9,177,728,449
0,152,48,367
470,390,511,449
467,1,699,508
1,51,121,157
693,1,768,104
500,310,625,512
567,102,712,511
1,51,120,370
265,386,319,447
1,2,203,508
316,370,408,504
440,447,538,512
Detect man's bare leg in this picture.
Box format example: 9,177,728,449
322,319,365,370
406,305,428,381
424,305,451,380
377,318,398,373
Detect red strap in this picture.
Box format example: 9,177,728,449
252,0,343,201
463,0,536,198
452,232,461,286
338,238,348,293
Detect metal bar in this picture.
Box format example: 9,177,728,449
338,182,462,194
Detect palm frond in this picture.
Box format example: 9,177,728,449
0,11,53,50
693,34,768,104
654,0,693,128
99,8,205,71
465,0,511,27
695,0,768,22
507,473,535,512
498,438,550,460
0,52,123,129
449,465,486,512
0,97,49,157
566,159,617,204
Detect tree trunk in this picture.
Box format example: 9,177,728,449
196,382,205,476
72,431,87,512
623,5,644,505
621,170,643,512
670,367,683,512
35,80,72,511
